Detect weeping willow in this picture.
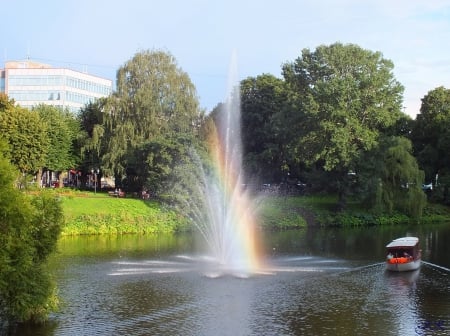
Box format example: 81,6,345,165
379,136,426,218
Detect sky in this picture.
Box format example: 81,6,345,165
2,0,450,118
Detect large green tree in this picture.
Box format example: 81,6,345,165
34,104,79,187
282,43,404,208
411,86,450,203
0,94,48,183
240,74,291,183
76,99,109,187
356,136,426,217
98,50,202,190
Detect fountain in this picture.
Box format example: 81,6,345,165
189,52,262,277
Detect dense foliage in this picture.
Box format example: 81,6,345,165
0,94,48,182
411,86,450,204
280,43,406,209
0,141,63,327
240,74,289,182
79,50,204,192
0,95,79,188
34,104,79,187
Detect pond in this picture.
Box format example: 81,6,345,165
9,223,450,336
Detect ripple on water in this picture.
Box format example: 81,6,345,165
8,256,450,336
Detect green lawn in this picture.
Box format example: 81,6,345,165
54,189,450,234
58,191,184,235
61,193,155,218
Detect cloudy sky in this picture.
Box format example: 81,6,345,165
2,0,449,117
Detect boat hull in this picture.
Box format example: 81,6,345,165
385,259,421,272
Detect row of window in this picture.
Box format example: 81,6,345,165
8,90,98,106
66,77,112,95
8,75,63,86
66,91,97,105
8,75,112,95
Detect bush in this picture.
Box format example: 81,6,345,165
0,146,62,327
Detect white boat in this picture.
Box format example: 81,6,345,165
385,237,421,272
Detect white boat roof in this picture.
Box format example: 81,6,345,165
386,237,419,248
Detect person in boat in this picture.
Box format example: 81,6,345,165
387,252,394,260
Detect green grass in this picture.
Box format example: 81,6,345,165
47,189,450,235
257,195,331,229
62,193,154,218
259,194,450,227
58,191,185,235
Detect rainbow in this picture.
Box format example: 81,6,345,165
205,124,263,275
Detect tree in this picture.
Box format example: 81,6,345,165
411,86,450,203
381,137,426,218
282,43,404,208
34,104,78,187
356,136,426,218
141,133,200,194
0,140,62,326
0,94,48,183
76,99,108,187
240,74,291,183
101,50,202,189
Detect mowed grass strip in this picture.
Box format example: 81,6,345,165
60,193,183,235
62,194,152,217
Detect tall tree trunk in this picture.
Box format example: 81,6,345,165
58,172,64,189
36,168,43,188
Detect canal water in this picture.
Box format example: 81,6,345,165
9,223,450,336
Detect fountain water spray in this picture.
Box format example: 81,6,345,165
191,52,262,277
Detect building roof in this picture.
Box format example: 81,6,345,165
5,60,52,69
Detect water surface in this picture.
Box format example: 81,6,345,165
10,224,450,336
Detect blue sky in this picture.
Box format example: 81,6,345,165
2,0,449,118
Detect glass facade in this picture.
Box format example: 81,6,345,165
8,74,111,96
8,75,64,86
0,61,112,113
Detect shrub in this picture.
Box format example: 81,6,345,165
0,145,62,327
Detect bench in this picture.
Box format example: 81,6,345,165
108,191,126,198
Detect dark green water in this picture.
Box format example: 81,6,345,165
8,223,450,335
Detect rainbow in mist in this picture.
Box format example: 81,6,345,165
193,54,262,277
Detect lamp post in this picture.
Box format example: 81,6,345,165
91,168,99,193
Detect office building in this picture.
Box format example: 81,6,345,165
0,60,113,113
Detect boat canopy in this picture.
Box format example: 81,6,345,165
386,237,419,248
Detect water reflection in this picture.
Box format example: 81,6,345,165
107,255,351,278
8,224,450,336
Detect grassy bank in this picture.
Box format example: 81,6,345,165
58,190,185,235
259,194,450,227
55,190,450,234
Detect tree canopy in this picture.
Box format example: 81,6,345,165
281,43,405,207
240,74,290,182
0,94,48,178
411,86,450,203
80,50,203,191
33,104,79,186
282,42,404,171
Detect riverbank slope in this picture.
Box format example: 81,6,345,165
56,190,450,235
